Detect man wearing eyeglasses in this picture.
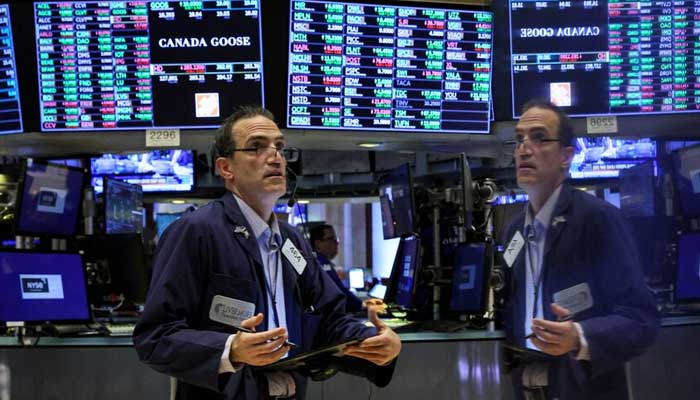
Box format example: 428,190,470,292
501,100,658,400
309,224,363,312
134,106,401,400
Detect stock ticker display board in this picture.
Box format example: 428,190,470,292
286,0,494,134
0,4,23,134
510,0,700,117
34,1,264,131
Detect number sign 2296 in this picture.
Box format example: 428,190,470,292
146,129,180,147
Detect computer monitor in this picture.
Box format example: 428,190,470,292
80,234,149,304
386,236,422,310
15,160,85,237
449,243,489,314
509,1,700,118
287,0,494,133
0,4,23,135
675,232,700,303
619,160,655,218
34,1,264,131
672,144,700,218
378,163,415,239
155,212,184,238
570,137,657,179
0,251,90,324
91,149,195,193
348,267,365,290
104,177,143,235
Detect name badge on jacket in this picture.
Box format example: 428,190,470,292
503,231,525,268
282,238,307,275
553,283,594,315
209,295,255,327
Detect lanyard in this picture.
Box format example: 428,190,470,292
526,225,544,319
263,236,282,328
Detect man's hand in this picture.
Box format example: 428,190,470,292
229,313,291,366
362,298,387,312
343,307,401,366
529,304,580,356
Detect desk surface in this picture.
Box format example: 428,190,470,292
1,315,697,347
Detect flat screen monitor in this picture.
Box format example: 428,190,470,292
0,4,22,134
348,267,365,289
34,1,264,131
91,149,194,193
387,235,421,309
672,144,700,218
675,232,700,303
16,160,85,237
155,212,183,237
80,234,149,304
570,137,656,179
449,243,488,314
378,163,415,239
0,251,90,323
509,1,700,117
104,177,143,234
287,0,494,133
619,160,655,218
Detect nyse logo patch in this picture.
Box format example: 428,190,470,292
19,274,64,300
22,278,49,293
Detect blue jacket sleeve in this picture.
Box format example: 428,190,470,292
579,205,659,377
132,218,237,393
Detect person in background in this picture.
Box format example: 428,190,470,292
502,99,658,399
134,106,401,400
309,224,363,312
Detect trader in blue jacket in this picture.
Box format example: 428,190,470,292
133,106,401,400
310,224,363,313
501,100,658,400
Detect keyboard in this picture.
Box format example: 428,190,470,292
52,324,99,337
104,323,135,337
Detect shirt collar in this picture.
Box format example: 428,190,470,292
525,184,563,233
233,193,281,241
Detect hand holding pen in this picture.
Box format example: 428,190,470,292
526,303,582,356
228,313,297,367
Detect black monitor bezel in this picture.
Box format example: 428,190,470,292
0,249,91,325
14,159,86,238
378,163,416,240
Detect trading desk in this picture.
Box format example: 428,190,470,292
0,317,698,400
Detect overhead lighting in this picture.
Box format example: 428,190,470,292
357,142,382,149
171,200,186,204
297,200,310,204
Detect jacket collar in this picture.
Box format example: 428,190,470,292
543,182,575,259
218,193,263,269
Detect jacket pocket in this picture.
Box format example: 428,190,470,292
201,274,259,331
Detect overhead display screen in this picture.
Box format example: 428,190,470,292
287,0,494,133
0,4,23,134
510,1,700,117
35,0,264,131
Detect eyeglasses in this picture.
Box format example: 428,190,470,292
503,135,561,151
230,145,300,162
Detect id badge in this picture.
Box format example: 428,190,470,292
209,295,255,327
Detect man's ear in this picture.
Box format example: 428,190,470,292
561,146,575,171
215,157,235,181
